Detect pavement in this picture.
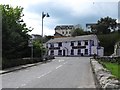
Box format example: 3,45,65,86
2,57,96,88
0,61,47,75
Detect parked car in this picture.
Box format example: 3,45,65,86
43,55,55,61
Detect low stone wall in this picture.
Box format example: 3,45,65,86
90,59,120,89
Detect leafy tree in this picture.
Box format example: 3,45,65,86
98,32,120,55
33,39,46,58
1,4,32,59
91,16,117,34
71,28,85,36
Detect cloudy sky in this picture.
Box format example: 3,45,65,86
1,0,119,36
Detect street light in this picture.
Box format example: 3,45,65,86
41,12,50,61
42,12,50,37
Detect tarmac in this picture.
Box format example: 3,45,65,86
0,62,44,75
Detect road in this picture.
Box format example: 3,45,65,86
2,57,96,88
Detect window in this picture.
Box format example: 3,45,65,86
78,49,81,55
66,31,68,34
50,50,54,55
58,50,62,55
62,31,64,34
71,49,74,55
85,41,88,45
69,31,71,34
85,49,88,55
78,41,81,46
58,42,62,47
71,41,74,46
91,41,94,46
50,43,54,47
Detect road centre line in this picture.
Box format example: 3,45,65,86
56,65,62,69
37,71,52,79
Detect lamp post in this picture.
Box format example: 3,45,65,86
42,12,50,37
41,12,50,61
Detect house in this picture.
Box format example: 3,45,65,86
86,23,120,31
46,35,104,57
54,24,80,37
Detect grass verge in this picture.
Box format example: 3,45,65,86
101,61,120,79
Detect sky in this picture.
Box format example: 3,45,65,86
0,0,119,36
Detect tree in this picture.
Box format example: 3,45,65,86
91,16,117,34
33,39,46,58
71,27,85,36
1,4,32,59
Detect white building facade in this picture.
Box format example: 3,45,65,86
46,35,104,56
54,24,81,37
46,35,104,57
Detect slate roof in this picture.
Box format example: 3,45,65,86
46,35,98,43
55,25,74,30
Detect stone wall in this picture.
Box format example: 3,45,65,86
90,59,120,89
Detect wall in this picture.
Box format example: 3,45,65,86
90,59,120,89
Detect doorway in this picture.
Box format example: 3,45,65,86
63,50,65,56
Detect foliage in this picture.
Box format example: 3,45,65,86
71,28,85,36
1,4,32,59
33,39,46,58
91,16,117,34
97,32,120,55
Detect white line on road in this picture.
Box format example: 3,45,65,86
63,62,67,64
56,65,62,69
37,71,52,79
21,84,26,87
59,60,64,62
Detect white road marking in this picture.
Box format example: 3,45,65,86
59,59,64,62
21,84,26,87
63,62,67,64
37,71,52,79
56,65,62,69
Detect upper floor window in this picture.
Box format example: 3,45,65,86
50,50,54,55
78,41,81,46
62,31,64,34
66,31,68,34
85,41,88,45
50,43,54,48
69,31,71,34
58,42,62,47
71,41,74,46
91,40,94,46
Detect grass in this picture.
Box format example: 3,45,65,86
101,61,120,79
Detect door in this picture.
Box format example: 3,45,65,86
63,50,65,56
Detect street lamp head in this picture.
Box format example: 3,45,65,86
46,13,50,17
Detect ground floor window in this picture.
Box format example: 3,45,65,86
85,49,88,55
58,50,62,55
50,50,54,55
71,49,74,55
77,49,81,55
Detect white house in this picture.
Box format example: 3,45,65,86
54,24,81,37
46,35,104,57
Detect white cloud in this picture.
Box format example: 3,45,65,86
0,0,119,35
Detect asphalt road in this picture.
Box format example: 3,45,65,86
2,57,96,88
